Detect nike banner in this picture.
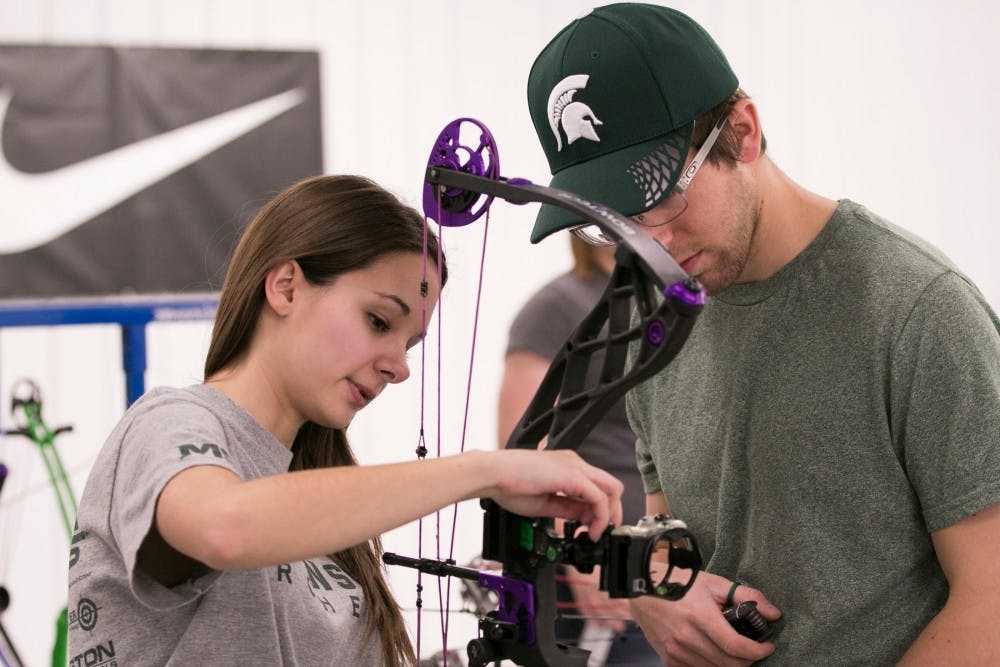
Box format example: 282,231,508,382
0,45,322,298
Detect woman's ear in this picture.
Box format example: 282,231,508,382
729,98,763,163
263,260,300,316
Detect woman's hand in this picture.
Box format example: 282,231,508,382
483,449,624,538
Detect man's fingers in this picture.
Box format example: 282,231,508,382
730,582,782,620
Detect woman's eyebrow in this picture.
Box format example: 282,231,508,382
374,292,410,316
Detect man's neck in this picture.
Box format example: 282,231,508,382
741,157,838,282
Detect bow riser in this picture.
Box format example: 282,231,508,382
506,260,701,452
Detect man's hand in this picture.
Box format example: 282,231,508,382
629,571,781,667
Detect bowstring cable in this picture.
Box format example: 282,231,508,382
414,202,432,660
422,187,491,663
433,192,446,656
415,186,451,661
440,202,490,655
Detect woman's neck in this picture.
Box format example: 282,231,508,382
205,357,301,448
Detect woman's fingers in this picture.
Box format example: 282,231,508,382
489,450,624,533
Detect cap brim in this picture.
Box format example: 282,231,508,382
530,123,693,243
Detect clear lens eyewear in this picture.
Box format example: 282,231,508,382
568,113,729,246
569,223,617,247
631,113,730,229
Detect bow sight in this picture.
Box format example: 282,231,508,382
385,118,707,666
385,512,700,667
566,514,701,600
473,507,700,666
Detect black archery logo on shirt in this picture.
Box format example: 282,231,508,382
68,596,100,633
178,442,228,460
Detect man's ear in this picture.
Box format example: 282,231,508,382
729,98,763,163
263,260,300,316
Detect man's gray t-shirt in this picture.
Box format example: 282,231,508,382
68,384,380,665
628,200,1000,665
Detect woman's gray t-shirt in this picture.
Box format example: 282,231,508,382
68,384,380,666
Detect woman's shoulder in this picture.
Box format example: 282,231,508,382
115,385,231,437
129,384,233,414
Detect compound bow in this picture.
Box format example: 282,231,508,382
385,118,706,666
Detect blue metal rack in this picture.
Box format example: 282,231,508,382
0,294,219,407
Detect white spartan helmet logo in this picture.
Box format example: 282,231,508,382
547,74,602,152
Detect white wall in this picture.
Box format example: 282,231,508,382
0,1,997,664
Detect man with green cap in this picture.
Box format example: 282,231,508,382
526,3,1000,665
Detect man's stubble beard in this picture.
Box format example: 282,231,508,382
698,171,760,296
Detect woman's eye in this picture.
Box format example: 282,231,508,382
368,313,390,332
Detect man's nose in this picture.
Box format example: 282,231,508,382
644,221,674,250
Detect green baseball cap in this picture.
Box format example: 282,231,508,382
527,3,738,242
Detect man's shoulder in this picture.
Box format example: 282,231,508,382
801,200,993,322
834,200,962,283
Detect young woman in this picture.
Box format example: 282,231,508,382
67,175,623,666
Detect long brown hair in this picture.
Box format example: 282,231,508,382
205,174,447,666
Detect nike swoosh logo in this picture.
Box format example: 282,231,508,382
0,87,306,254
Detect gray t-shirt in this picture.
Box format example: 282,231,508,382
507,269,645,523
628,200,1000,665
67,384,380,666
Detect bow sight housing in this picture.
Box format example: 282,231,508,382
463,501,701,667
481,501,701,602
580,513,702,599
